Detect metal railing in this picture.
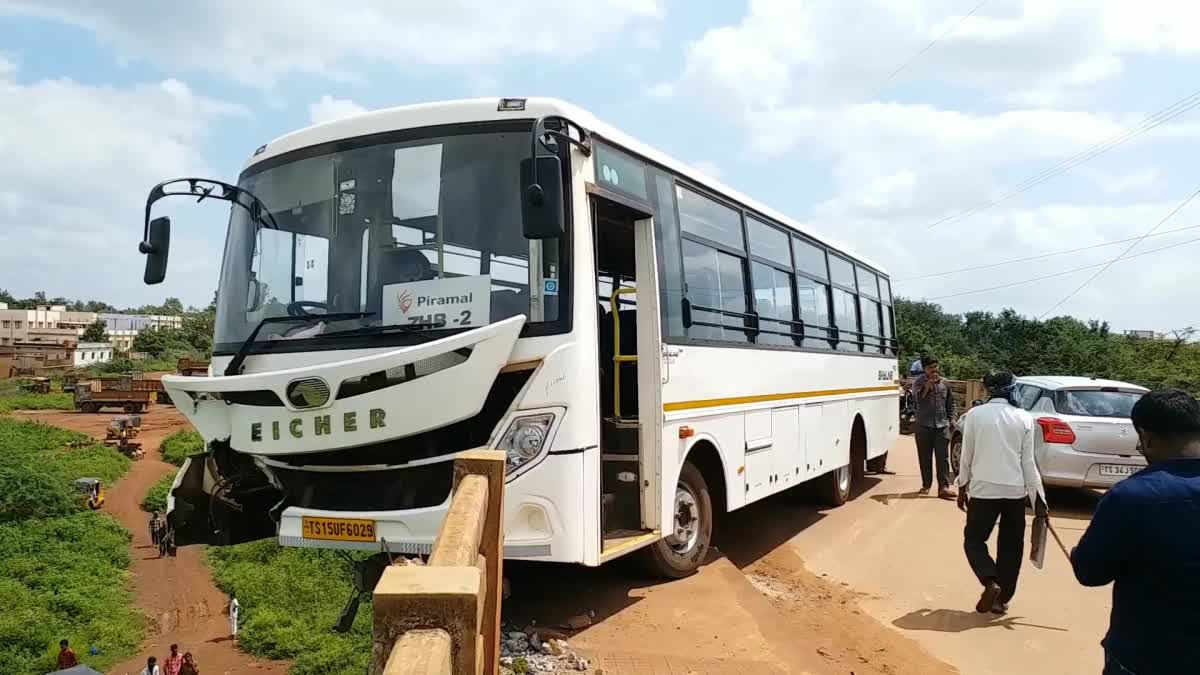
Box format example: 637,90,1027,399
371,449,506,675
610,287,639,422
683,298,899,354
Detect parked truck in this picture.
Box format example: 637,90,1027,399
177,356,210,377
75,381,156,413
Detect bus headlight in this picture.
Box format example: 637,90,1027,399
497,413,555,472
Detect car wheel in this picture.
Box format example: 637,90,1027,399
950,434,963,477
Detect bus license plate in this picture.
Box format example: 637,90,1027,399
301,516,376,542
1098,464,1139,478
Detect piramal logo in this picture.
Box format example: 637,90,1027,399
398,290,413,314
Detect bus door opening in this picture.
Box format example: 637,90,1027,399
592,194,661,548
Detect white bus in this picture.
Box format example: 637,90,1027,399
142,97,898,584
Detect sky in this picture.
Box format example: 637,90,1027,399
1,0,1199,332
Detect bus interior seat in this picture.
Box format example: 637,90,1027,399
367,248,434,316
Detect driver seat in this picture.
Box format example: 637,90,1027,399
367,248,435,316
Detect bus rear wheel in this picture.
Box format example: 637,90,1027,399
644,461,712,579
818,463,852,507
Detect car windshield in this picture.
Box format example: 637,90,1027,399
1055,390,1143,418
213,128,565,353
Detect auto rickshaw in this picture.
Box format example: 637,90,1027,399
73,477,105,510
105,415,142,441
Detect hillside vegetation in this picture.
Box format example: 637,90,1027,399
209,541,373,675
0,418,140,675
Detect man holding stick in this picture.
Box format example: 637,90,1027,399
1072,389,1200,675
955,370,1046,614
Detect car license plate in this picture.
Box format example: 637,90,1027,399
301,516,376,542
1098,464,1140,478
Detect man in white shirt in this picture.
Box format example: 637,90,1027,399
139,656,162,675
955,370,1046,614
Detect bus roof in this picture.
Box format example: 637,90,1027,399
245,97,886,275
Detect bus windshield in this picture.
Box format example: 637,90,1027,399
213,129,566,354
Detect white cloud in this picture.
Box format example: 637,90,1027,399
0,1,664,87
651,0,1200,329
309,95,367,125
0,61,241,306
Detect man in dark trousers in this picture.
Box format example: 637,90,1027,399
912,356,956,499
1072,389,1200,675
955,370,1046,614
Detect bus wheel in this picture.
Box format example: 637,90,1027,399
819,463,852,507
645,461,712,579
866,452,888,473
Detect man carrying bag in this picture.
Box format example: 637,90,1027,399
955,370,1047,614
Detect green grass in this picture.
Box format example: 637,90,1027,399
0,379,75,414
160,428,206,466
0,417,140,675
141,473,175,513
208,541,373,675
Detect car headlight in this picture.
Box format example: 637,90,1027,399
497,413,555,472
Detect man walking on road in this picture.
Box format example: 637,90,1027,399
229,596,240,639
139,656,162,675
955,370,1046,614
912,356,956,499
164,643,184,675
1071,389,1200,675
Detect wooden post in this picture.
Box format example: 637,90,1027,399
453,450,506,675
372,566,482,675
384,630,452,675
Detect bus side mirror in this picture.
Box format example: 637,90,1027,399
139,216,171,285
520,156,565,239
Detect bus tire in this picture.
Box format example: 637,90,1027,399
644,461,712,579
818,463,852,507
866,452,888,473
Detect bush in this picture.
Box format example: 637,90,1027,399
141,473,175,513
208,541,374,675
0,466,79,523
160,429,206,466
0,513,142,675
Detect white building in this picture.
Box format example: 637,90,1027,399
0,304,96,346
73,342,113,366
101,313,185,351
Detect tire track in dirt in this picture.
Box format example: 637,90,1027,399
14,405,289,674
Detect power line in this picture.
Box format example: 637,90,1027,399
925,88,1200,230
895,222,1200,281
923,232,1200,301
1038,187,1200,318
875,0,990,91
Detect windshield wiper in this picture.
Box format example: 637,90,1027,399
224,312,375,376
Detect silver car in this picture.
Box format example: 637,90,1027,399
1015,376,1148,488
950,376,1148,488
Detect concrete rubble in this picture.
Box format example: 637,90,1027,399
499,622,592,673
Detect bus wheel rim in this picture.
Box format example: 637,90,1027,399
666,484,700,553
838,465,850,493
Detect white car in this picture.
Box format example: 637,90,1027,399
1017,376,1149,488
951,376,1148,488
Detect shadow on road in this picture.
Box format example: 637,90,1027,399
717,475,881,570
1046,486,1103,521
503,556,674,630
893,608,1069,633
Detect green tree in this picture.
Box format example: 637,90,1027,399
81,319,108,343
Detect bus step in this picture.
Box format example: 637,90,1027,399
601,418,639,453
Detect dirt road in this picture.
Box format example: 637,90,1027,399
15,406,287,675
780,435,1110,675
508,434,1109,675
